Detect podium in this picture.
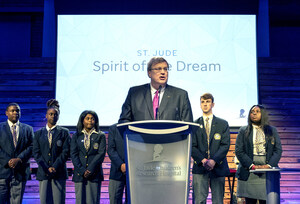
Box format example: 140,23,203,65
250,168,281,204
117,120,199,204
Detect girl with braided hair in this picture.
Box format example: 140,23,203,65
33,99,71,204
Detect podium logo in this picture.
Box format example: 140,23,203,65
135,144,182,178
153,144,164,161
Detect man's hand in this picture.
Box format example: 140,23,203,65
48,167,56,173
121,163,126,174
204,159,216,171
8,158,21,169
84,170,92,178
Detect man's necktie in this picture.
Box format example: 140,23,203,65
12,124,17,147
153,90,159,119
84,133,90,151
255,127,266,155
48,130,52,148
205,118,210,158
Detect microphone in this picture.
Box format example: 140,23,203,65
156,85,162,120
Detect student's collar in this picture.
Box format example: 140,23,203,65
7,120,19,127
46,124,57,131
203,114,213,121
82,128,98,135
252,124,262,129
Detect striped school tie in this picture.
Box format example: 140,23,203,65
48,130,53,148
12,124,17,147
205,118,210,158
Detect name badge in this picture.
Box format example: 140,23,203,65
57,140,62,147
93,143,99,149
214,133,221,140
271,137,275,145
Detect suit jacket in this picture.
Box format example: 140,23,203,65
0,121,33,181
118,83,193,123
33,126,70,181
192,116,230,178
70,131,106,182
235,125,282,181
107,124,125,181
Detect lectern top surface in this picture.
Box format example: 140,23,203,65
117,120,199,127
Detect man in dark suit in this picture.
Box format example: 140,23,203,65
118,57,193,123
0,103,34,204
107,124,127,204
192,93,230,204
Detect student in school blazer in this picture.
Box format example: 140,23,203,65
235,125,282,181
107,124,125,181
33,126,70,180
0,103,33,204
33,99,71,204
192,115,230,178
235,104,282,203
71,130,106,182
191,93,230,204
0,121,33,181
70,110,106,204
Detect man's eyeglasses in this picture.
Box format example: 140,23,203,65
150,67,169,72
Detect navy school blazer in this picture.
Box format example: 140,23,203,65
235,125,282,181
107,124,125,181
0,121,33,181
192,116,230,178
33,126,71,180
70,131,106,182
